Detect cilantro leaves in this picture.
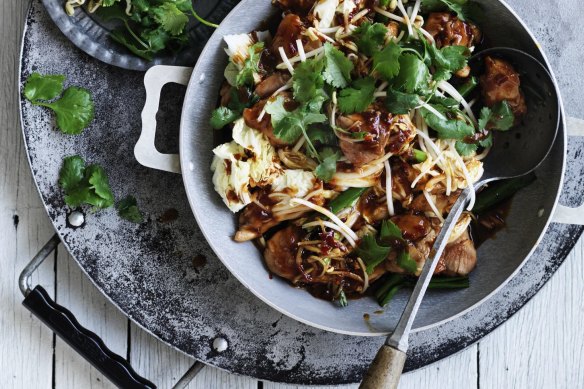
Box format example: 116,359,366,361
236,42,264,88
210,107,240,129
372,41,402,80
355,234,391,274
95,0,217,61
265,96,327,148
24,73,65,101
421,104,475,139
293,58,325,103
24,73,94,135
322,43,354,88
421,0,474,21
478,101,514,131
338,77,376,114
117,195,144,223
353,22,388,56
354,220,418,275
314,147,341,182
392,54,431,94
59,156,114,209
59,156,144,222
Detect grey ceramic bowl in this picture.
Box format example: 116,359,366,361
177,0,566,335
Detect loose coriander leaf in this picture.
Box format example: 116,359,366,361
41,87,94,135
265,96,327,144
478,101,514,131
392,54,430,94
59,155,86,191
421,0,471,21
307,126,337,145
372,41,402,80
384,89,420,114
421,104,475,139
210,107,240,129
337,77,376,114
322,42,353,88
58,156,115,209
479,132,493,148
151,3,189,36
224,61,239,86
117,195,143,223
315,147,341,182
236,42,264,88
353,22,388,56
397,251,418,273
429,44,469,81
355,234,390,274
380,220,402,241
87,165,115,207
455,140,477,156
489,101,514,131
24,73,65,102
292,58,325,103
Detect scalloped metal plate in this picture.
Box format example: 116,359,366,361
40,0,240,71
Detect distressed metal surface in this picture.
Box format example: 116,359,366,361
19,0,584,385
40,0,240,70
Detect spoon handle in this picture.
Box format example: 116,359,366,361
359,345,406,389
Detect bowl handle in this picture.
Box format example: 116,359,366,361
552,116,584,225
135,65,193,174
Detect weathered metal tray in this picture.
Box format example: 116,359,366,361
20,0,584,384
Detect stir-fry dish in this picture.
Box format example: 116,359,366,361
210,0,528,307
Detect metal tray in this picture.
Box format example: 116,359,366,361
19,0,584,385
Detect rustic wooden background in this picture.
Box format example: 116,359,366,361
2,1,583,388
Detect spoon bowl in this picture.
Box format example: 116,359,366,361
470,47,560,180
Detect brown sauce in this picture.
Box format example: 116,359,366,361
470,199,512,248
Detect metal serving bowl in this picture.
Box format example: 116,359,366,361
138,0,568,335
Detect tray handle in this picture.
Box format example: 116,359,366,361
20,234,156,389
135,65,193,174
552,116,584,225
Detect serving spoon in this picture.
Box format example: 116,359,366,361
360,47,560,389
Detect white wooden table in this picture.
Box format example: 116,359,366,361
2,1,583,388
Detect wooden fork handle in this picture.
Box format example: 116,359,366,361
359,345,407,389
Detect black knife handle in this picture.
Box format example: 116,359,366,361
23,285,156,389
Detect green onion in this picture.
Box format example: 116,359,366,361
375,275,470,307
472,173,536,214
457,76,478,98
329,187,367,214
412,148,428,163
338,290,348,307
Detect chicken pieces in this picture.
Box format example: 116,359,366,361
425,12,481,48
264,225,303,280
480,56,527,118
337,108,416,167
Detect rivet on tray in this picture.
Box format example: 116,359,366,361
212,337,228,352
67,210,85,228
199,73,206,83
537,207,545,217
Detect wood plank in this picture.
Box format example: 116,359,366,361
262,345,477,389
53,247,129,389
129,323,258,388
0,0,56,388
0,208,56,389
479,236,584,388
